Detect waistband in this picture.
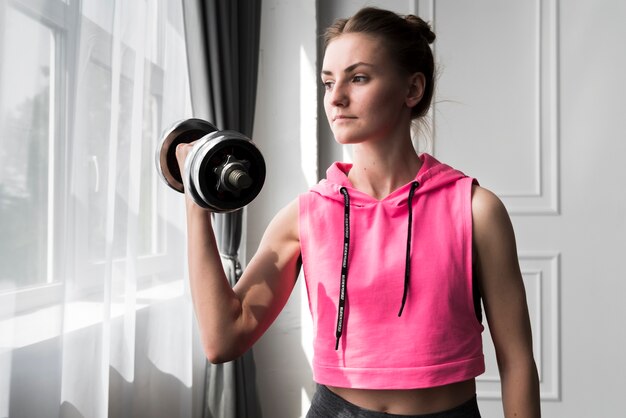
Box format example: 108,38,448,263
307,385,481,418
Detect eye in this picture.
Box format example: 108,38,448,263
352,75,368,83
322,80,334,91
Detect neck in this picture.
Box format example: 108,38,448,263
348,137,422,200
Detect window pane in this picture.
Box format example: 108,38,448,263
0,8,55,287
138,86,164,256
72,17,169,268
73,55,111,263
75,57,134,263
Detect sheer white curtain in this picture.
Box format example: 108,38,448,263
0,1,204,417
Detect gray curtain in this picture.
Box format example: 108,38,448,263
181,1,263,417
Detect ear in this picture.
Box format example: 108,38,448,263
405,72,426,109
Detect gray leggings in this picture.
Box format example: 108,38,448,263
306,385,481,418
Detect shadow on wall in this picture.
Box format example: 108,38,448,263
59,402,82,418
108,354,194,418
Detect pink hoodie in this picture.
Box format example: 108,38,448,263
299,153,485,389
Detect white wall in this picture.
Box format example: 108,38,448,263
247,1,318,417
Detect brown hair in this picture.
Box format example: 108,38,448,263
324,7,436,119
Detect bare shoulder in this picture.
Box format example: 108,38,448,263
470,184,515,247
471,185,508,227
261,197,300,246
470,184,520,281
248,197,301,280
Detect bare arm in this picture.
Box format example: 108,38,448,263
472,185,541,418
177,144,301,364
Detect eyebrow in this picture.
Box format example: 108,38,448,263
321,62,375,76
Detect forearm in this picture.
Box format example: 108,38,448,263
500,358,541,418
185,199,247,362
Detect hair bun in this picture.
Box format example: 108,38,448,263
405,14,436,44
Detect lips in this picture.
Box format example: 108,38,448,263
333,115,356,122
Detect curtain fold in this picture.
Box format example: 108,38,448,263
0,1,201,417
182,1,263,417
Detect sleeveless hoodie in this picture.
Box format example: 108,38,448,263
298,153,485,390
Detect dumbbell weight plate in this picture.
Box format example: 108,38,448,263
155,118,218,193
182,135,215,210
186,130,266,212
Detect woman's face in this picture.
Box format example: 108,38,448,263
321,33,414,145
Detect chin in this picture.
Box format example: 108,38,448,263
333,138,359,146
331,132,365,145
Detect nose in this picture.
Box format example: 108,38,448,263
328,82,348,107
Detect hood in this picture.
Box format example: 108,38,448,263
310,153,467,207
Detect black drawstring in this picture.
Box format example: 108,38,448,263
398,181,419,317
334,181,419,350
335,187,350,350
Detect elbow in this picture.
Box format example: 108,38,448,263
497,355,540,388
201,336,246,365
202,341,235,364
205,350,231,365
198,306,252,364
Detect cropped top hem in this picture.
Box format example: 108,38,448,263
313,354,485,390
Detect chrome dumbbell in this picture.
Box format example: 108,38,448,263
155,118,266,212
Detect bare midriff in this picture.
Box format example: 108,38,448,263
327,378,476,415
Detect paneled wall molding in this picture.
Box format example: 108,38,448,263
429,0,560,216
415,0,434,21
477,252,561,401
498,0,560,215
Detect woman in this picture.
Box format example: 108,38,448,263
177,7,540,418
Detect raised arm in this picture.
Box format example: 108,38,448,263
177,144,301,364
472,185,541,418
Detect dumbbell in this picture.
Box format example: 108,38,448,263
155,118,266,213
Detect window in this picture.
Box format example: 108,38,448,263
0,0,191,312
0,3,57,290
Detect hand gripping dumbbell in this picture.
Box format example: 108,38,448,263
155,118,266,212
